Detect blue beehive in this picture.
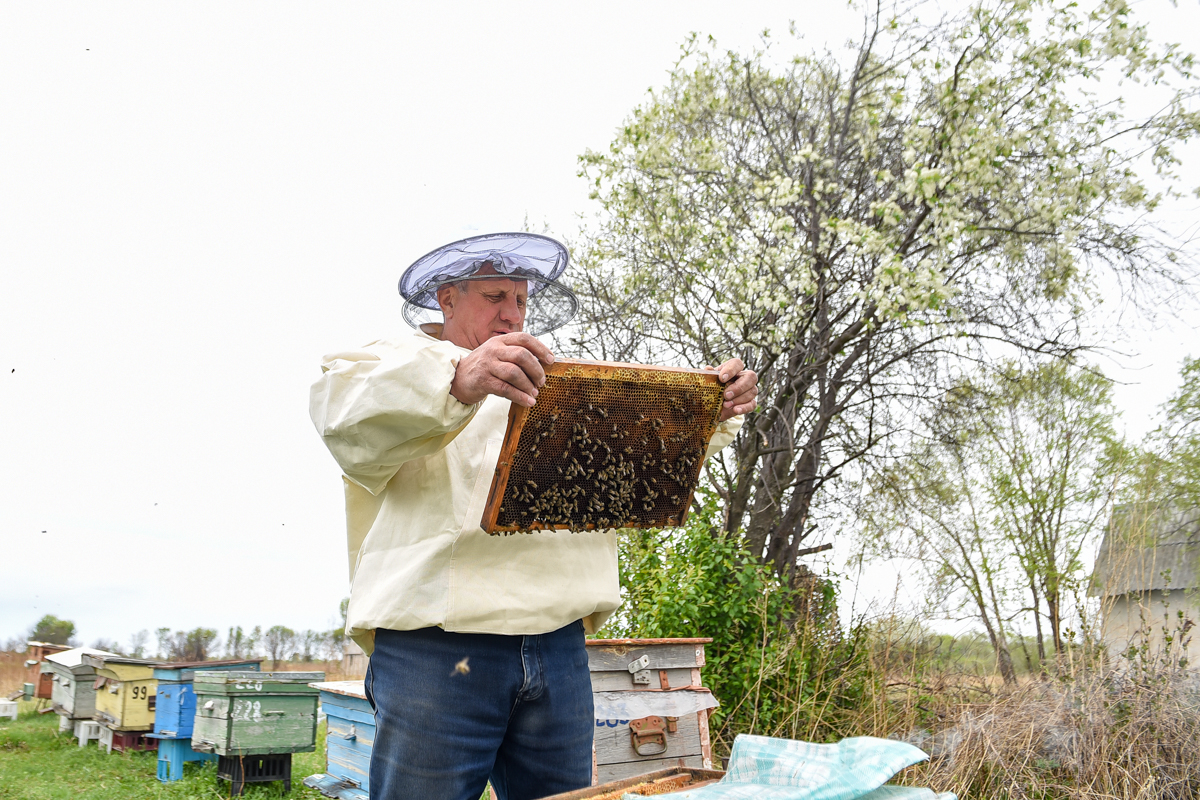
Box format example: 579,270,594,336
303,681,373,799
149,659,261,782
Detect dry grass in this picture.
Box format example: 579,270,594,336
893,666,1200,800
787,627,1200,800
265,659,361,681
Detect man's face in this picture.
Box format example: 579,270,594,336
437,274,529,350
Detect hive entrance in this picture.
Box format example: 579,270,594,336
481,359,724,534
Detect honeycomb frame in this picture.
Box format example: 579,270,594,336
481,358,725,534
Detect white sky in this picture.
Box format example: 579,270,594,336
1,1,1197,650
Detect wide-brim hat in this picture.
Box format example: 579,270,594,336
398,232,579,337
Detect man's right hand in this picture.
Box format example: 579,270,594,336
450,333,555,408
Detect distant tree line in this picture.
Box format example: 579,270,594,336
7,599,350,667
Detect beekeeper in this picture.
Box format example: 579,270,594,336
308,232,758,800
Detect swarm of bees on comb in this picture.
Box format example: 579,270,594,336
483,362,724,534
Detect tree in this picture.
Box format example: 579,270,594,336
571,0,1197,577
155,627,172,659
128,630,150,658
156,628,220,661
224,625,262,659
863,413,1022,683
295,630,326,663
28,614,76,645
263,625,295,668
976,362,1123,658
863,360,1123,679
90,638,124,655
1136,357,1200,507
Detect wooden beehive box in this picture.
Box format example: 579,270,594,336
82,653,163,731
151,659,263,739
482,359,724,534
191,671,323,756
543,767,726,799
587,638,715,784
303,681,373,800
25,641,71,700
42,647,118,721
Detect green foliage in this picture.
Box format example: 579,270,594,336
28,615,75,646
600,495,871,751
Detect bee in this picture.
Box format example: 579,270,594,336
597,407,608,419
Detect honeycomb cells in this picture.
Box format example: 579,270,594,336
493,366,723,533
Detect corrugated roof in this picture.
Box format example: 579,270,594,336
1090,504,1200,596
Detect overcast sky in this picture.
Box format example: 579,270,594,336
2,1,1197,650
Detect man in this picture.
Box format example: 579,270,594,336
309,232,758,800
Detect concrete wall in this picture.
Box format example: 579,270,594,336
1101,589,1200,667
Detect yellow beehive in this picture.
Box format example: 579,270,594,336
82,654,161,731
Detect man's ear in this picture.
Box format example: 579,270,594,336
436,285,456,318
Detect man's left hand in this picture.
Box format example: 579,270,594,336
708,358,758,422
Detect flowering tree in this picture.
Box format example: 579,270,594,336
570,0,1197,575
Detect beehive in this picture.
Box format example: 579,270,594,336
42,647,117,722
82,653,162,732
303,681,373,800
150,659,262,782
587,638,715,784
482,359,724,534
191,671,322,756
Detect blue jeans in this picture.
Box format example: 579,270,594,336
364,621,594,800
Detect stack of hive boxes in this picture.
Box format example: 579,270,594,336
148,659,262,782
41,647,117,735
586,638,716,784
192,670,323,795
81,653,163,753
303,681,374,799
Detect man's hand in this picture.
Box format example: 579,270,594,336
706,358,758,422
450,333,555,408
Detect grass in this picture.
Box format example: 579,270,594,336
0,702,328,800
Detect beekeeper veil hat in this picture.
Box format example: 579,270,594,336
398,232,578,336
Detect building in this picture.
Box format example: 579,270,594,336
1091,504,1200,667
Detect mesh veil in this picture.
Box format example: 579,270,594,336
398,232,579,336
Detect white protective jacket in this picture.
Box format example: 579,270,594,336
309,327,742,654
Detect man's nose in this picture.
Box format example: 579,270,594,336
498,297,523,324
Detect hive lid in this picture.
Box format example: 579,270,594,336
81,653,162,669
194,671,324,694
154,659,263,681
44,647,119,668
481,358,725,534
309,680,367,700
